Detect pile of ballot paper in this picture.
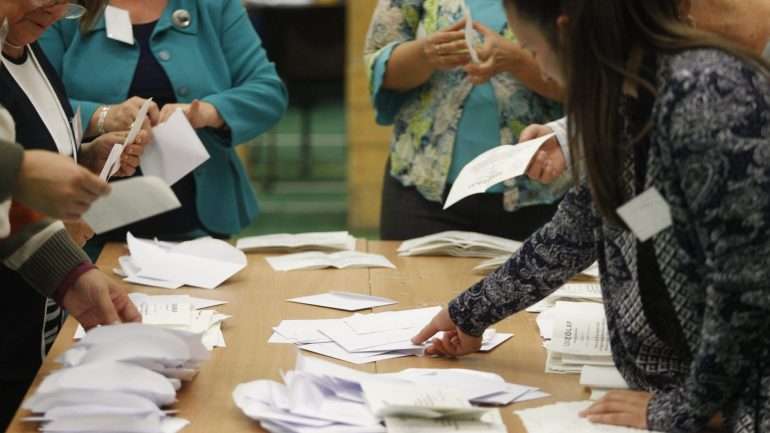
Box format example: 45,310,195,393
536,301,613,374
21,323,210,433
74,293,230,351
236,231,357,252
114,233,247,289
527,282,602,313
515,401,658,433
579,365,629,400
233,352,549,433
397,231,522,258
268,306,512,364
265,251,396,271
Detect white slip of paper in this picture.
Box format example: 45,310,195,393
462,1,480,64
236,231,356,252
287,292,397,311
266,251,396,271
444,133,555,209
515,401,663,433
546,302,610,356
385,408,506,433
141,109,210,186
98,143,124,180
616,187,672,242
83,177,180,234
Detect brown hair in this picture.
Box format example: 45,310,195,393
78,0,108,32
503,0,770,225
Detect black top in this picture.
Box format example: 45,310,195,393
97,21,200,242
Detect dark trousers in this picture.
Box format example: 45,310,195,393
0,379,31,431
380,164,559,241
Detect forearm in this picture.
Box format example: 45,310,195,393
382,39,435,92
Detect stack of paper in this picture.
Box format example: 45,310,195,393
398,231,522,258
21,324,209,433
237,231,356,253
579,365,629,400
526,283,603,313
267,307,512,364
539,302,613,374
233,352,546,433
515,401,660,433
265,251,395,271
287,292,397,311
114,233,247,289
74,293,230,350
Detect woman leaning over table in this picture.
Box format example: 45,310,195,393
414,0,770,432
40,0,288,255
365,0,567,241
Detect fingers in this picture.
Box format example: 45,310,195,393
412,321,440,345
112,289,142,323
472,21,493,36
584,413,642,428
146,100,160,126
444,19,466,32
431,30,466,45
77,168,111,197
158,104,175,124
90,278,121,327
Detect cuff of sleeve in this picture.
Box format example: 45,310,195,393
0,140,24,202
16,229,91,298
54,262,97,305
370,41,411,126
647,390,710,433
448,290,489,338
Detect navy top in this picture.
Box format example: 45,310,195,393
102,21,200,240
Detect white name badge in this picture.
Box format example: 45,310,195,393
616,187,672,242
104,5,134,45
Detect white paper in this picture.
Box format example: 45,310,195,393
342,306,441,335
461,1,480,64
385,408,506,433
547,303,610,356
616,187,672,241
444,133,555,209
83,176,181,234
272,319,338,344
399,231,521,259
362,381,485,419
72,106,82,160
237,231,356,252
515,401,662,433
479,332,512,352
104,5,134,45
98,143,124,180
579,365,628,390
287,292,397,311
125,98,153,147
141,109,210,186
266,251,395,272
299,342,409,365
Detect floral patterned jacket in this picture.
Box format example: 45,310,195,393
363,0,565,207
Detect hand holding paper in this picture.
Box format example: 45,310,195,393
444,133,555,209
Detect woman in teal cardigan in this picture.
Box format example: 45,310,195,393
40,0,287,250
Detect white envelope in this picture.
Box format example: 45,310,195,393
83,177,181,234
287,292,397,311
141,109,210,186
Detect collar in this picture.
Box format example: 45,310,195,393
89,0,199,36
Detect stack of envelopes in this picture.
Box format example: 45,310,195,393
22,324,210,433
268,306,513,364
398,231,522,258
236,231,357,253
233,353,549,433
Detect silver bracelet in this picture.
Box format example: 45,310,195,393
96,105,111,135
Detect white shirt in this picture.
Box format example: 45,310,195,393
1,48,76,160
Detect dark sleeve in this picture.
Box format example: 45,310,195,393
449,184,600,336
0,140,23,203
647,52,770,433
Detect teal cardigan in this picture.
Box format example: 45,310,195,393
40,0,288,235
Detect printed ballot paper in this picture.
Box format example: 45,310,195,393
266,251,395,271
515,401,662,433
444,133,555,209
237,231,357,253
120,233,247,289
82,176,180,234
141,109,210,186
287,292,397,311
99,98,154,180
398,231,522,258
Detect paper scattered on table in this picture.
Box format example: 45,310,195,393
579,365,629,400
515,401,661,433
444,133,555,209
526,283,603,313
116,232,246,289
233,352,542,433
385,408,506,433
287,292,397,311
21,322,214,433
83,176,180,234
268,307,511,364
141,109,210,186
74,293,230,350
542,302,613,374
237,231,356,252
266,251,395,271
461,0,480,64
398,231,522,258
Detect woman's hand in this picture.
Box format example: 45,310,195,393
64,219,94,247
411,308,483,357
464,22,528,85
62,269,142,330
158,100,224,129
80,130,149,177
94,97,160,135
579,390,652,429
422,20,472,71
521,124,567,184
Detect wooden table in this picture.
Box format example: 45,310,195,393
6,241,587,433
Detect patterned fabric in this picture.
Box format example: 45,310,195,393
363,0,565,207
448,49,770,433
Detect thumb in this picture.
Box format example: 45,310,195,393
472,21,493,36
80,169,111,197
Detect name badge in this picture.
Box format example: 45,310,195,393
105,5,134,45
616,187,672,241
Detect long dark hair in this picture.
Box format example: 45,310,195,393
503,0,770,224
